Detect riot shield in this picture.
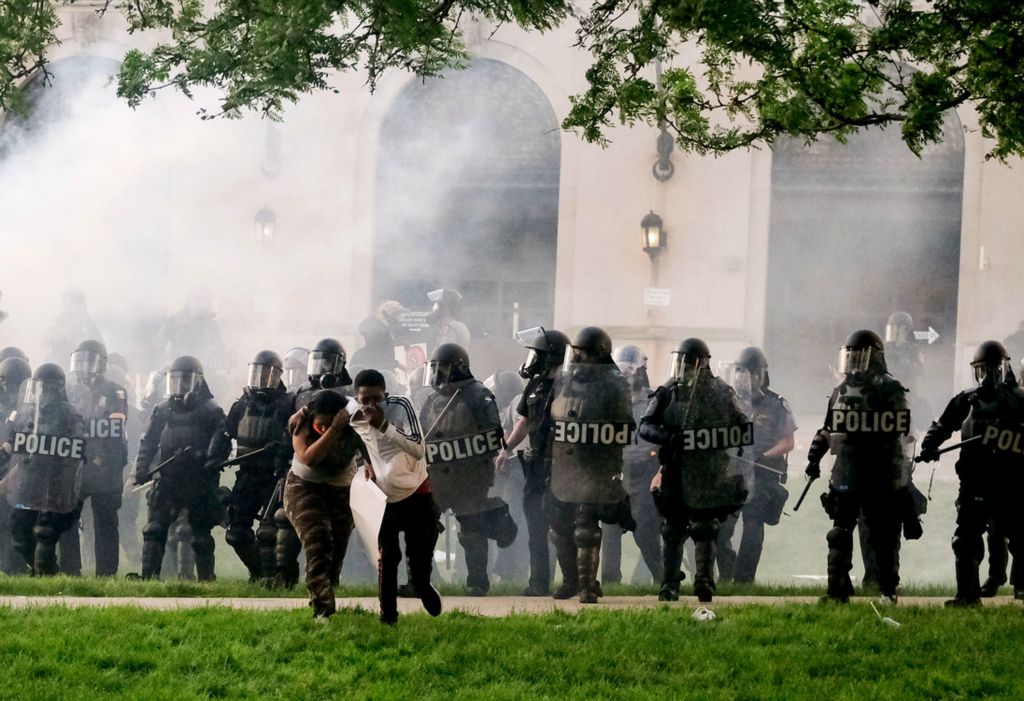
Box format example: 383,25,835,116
549,363,634,504
5,403,84,513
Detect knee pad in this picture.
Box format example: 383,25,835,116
225,527,255,548
952,534,984,562
574,523,602,549
273,508,291,529
32,524,59,545
689,520,716,543
826,526,852,549
143,522,168,542
256,523,277,547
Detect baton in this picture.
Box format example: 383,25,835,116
258,477,285,521
914,435,982,463
731,453,786,476
216,444,271,471
793,475,817,512
131,446,193,492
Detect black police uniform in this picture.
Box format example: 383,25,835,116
716,388,795,583
207,384,293,580
516,375,557,593
59,375,129,576
921,379,1024,603
135,387,225,580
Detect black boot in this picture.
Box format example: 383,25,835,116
141,539,165,580
192,533,216,582
577,546,601,604
550,530,578,599
692,538,716,603
659,528,686,602
825,527,854,603
946,556,982,607
459,530,490,596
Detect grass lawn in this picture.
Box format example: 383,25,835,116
0,604,1020,700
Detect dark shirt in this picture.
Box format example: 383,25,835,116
516,376,556,455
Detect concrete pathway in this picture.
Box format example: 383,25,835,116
0,594,1019,615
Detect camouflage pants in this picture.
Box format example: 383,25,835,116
283,472,353,618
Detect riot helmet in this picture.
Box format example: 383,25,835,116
247,350,283,391
25,362,67,410
613,345,650,396
838,330,885,379
971,340,1010,387
670,338,711,385
307,338,350,388
424,343,471,387
736,345,769,392
483,370,525,410
0,357,31,408
885,311,914,343
564,326,614,370
515,326,569,379
283,347,309,390
69,339,107,383
427,288,463,317
166,355,204,398
0,346,28,363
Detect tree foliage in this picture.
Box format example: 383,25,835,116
3,0,1024,158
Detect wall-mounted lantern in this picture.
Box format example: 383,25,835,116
254,206,276,244
641,210,665,259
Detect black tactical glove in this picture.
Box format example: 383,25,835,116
917,444,940,463
805,461,821,480
806,430,830,465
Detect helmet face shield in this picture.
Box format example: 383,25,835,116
247,363,282,390
670,352,705,384
519,349,543,379
166,370,201,398
973,360,1009,386
424,360,455,388
307,351,343,378
838,347,872,376
69,350,104,379
562,347,585,372
515,327,547,350
719,362,752,399
284,366,305,390
24,378,64,408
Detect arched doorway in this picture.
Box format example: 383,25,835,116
765,117,965,419
374,58,560,378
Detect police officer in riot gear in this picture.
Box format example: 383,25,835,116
715,347,796,583
0,356,32,574
919,340,1024,606
207,351,294,582
806,330,912,604
270,338,354,588
641,338,750,603
420,343,515,595
601,345,662,585
548,327,635,603
427,289,471,350
497,327,570,595
132,355,225,580
282,347,308,392
59,339,130,576
3,363,87,576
